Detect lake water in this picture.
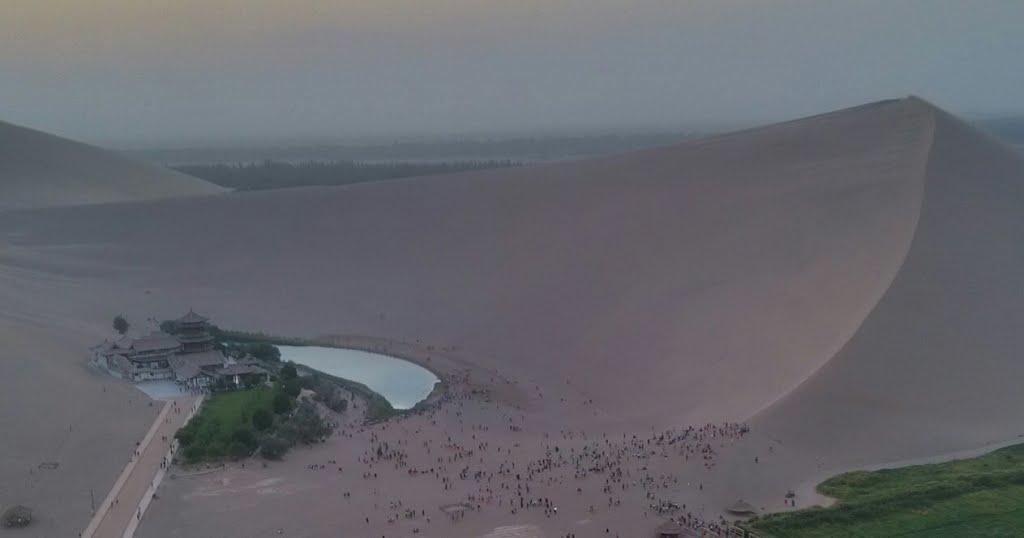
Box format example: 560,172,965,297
277,345,438,409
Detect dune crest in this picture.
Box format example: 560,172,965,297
753,96,1024,462
0,120,224,210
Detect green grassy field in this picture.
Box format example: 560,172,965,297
751,444,1024,537
175,388,274,462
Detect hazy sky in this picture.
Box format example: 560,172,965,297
2,0,1021,147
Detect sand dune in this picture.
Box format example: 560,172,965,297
750,99,1024,461
697,100,1024,514
1,99,933,426
2,97,1023,534
0,120,224,210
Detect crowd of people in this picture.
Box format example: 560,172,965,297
284,365,754,537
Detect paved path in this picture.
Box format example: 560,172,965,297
82,396,200,538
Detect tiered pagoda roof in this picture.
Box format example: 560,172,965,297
176,309,209,324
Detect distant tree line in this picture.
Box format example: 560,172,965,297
133,132,697,165
175,159,521,191
225,342,281,363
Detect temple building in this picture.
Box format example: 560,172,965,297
175,309,215,353
91,310,267,388
93,331,181,381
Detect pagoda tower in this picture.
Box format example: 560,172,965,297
175,309,214,353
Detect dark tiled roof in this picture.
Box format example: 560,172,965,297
172,363,208,380
185,350,227,367
218,363,268,376
177,332,213,343
169,351,225,377
176,309,209,324
131,331,181,353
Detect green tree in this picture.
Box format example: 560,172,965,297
288,401,333,444
227,441,251,460
232,428,258,449
280,362,298,380
174,427,194,446
328,395,348,413
312,383,348,413
113,315,130,335
182,443,205,463
272,392,293,414
252,408,273,431
245,343,281,362
259,435,289,460
280,379,301,398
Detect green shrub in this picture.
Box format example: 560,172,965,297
280,379,301,398
273,392,293,414
175,428,195,446
232,428,258,448
247,343,281,362
290,401,333,444
252,408,273,431
113,315,130,335
182,444,205,463
228,440,252,460
260,435,289,460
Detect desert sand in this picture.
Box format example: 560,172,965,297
0,119,223,210
1,96,1022,537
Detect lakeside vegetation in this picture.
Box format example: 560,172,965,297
213,326,404,422
161,319,311,348
175,365,335,463
162,318,431,425
750,443,1024,537
300,367,398,423
176,159,519,191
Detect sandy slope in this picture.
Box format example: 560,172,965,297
713,100,1024,492
1,99,931,426
688,99,1024,515
754,100,1024,459
0,120,224,210
2,97,1021,534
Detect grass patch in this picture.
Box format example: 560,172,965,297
176,388,274,462
750,444,1024,537
176,383,333,463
